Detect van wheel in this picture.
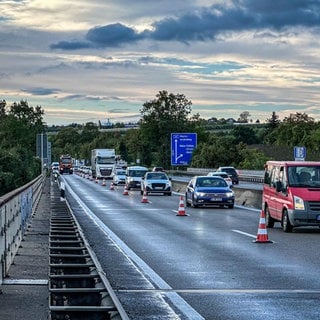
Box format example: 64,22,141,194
265,207,275,228
282,210,293,233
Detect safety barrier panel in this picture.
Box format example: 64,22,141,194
0,174,44,289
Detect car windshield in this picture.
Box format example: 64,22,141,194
147,173,167,180
196,177,227,187
287,166,320,187
215,173,228,178
128,170,147,177
223,169,236,175
97,156,115,164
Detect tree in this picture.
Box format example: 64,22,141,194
231,126,259,145
283,112,314,124
0,99,6,117
139,90,199,168
238,111,250,123
239,147,270,169
191,133,243,168
0,100,44,195
264,111,281,144
268,113,316,148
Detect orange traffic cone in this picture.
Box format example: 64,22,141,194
110,182,115,190
95,177,99,184
141,188,149,203
102,178,106,186
176,196,188,216
123,185,129,195
253,209,273,243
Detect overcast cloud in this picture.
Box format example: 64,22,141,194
1,0,320,125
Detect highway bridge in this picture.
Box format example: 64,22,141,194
1,172,320,319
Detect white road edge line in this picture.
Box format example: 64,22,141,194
65,179,205,320
232,229,256,238
3,279,48,285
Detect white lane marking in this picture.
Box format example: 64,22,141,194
118,288,320,294
232,229,256,239
3,279,48,285
65,180,204,320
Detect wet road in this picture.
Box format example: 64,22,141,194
62,174,320,320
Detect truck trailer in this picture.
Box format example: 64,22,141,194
91,149,116,179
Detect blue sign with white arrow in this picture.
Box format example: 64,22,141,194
171,133,197,166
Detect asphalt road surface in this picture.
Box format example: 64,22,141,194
62,174,320,320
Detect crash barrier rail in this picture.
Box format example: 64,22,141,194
174,168,265,184
50,180,129,320
0,174,44,288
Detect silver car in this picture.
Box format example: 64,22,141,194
141,172,172,196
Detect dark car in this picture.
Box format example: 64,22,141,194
216,166,239,184
152,166,165,172
185,176,235,208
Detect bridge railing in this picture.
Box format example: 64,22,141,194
0,174,44,288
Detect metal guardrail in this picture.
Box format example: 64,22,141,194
0,174,44,289
49,178,129,320
172,168,265,184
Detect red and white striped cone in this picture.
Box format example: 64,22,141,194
123,185,129,195
102,178,106,186
141,188,149,203
253,209,273,243
110,182,115,190
95,177,99,184
176,196,188,216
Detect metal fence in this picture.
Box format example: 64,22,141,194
185,168,265,183
0,174,44,288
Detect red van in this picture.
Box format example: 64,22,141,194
262,161,320,232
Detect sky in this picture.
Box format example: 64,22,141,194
1,0,320,126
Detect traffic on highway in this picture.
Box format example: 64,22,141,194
61,172,320,320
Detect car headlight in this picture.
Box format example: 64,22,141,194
195,192,206,197
294,196,305,210
226,192,234,198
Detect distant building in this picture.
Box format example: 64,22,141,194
99,118,113,128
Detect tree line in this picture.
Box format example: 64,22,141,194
0,100,45,196
50,92,320,171
2,92,320,196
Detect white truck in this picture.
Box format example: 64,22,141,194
91,149,116,179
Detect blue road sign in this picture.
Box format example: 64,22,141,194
294,146,306,161
171,133,197,166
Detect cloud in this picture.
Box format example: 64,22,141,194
50,0,320,50
86,23,143,46
50,40,91,50
22,87,60,96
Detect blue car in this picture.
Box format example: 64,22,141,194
185,176,235,208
